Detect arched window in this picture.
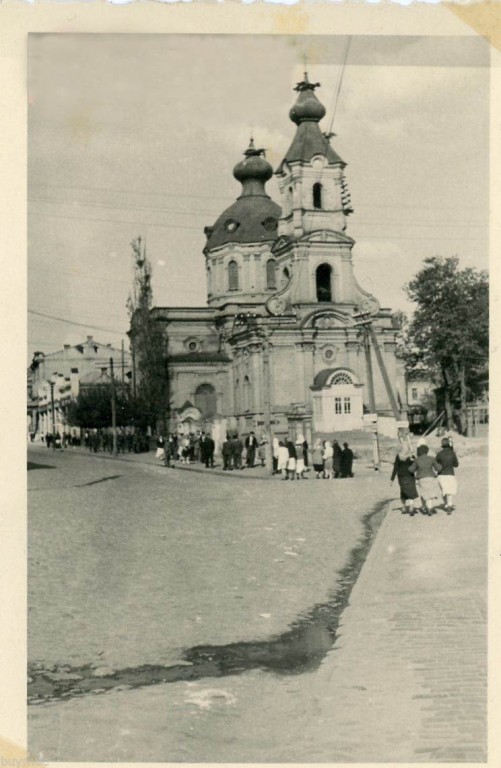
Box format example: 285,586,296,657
316,263,332,302
194,383,217,419
228,260,239,291
243,376,251,412
207,265,212,295
330,371,354,386
313,182,323,210
266,259,277,290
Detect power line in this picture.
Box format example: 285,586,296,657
29,199,486,228
29,197,221,217
29,210,204,231
327,37,351,137
30,182,234,202
29,210,487,240
28,309,128,335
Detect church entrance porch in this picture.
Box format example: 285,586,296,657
311,369,364,433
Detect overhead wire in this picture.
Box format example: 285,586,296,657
28,309,128,336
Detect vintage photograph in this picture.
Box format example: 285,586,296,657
27,33,489,762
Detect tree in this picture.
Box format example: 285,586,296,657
126,237,169,432
64,386,133,430
404,256,488,430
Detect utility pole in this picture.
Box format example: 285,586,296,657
49,380,56,450
261,330,274,476
109,357,118,456
131,342,137,398
121,339,125,391
366,324,401,419
361,326,376,413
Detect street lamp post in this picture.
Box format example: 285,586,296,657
49,379,56,450
260,328,274,476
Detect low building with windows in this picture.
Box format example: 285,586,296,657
146,74,407,445
28,336,130,437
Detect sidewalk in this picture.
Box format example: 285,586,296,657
300,449,488,762
28,442,382,481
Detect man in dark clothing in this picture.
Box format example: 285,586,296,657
333,440,342,478
199,432,207,466
340,442,354,478
222,436,232,470
205,435,215,468
233,433,244,469
245,431,258,468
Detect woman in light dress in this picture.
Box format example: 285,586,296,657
295,435,306,479
312,439,324,479
323,440,334,479
277,441,289,479
409,444,443,515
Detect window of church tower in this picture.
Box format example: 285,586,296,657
313,182,323,210
316,263,332,302
228,260,239,291
266,259,277,290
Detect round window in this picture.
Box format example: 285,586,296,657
188,341,198,352
262,217,278,232
224,219,240,233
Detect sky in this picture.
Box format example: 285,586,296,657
28,33,490,363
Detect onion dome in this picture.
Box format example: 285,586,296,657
204,139,281,251
233,138,273,190
277,73,345,172
289,72,326,124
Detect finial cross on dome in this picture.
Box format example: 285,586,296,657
244,136,267,158
294,74,321,92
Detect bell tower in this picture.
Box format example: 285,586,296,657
275,73,353,240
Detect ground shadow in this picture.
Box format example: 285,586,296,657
28,462,56,471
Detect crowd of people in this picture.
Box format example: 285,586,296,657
155,432,216,468
152,430,356,481
390,436,459,515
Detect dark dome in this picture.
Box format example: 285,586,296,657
289,90,326,125
204,139,281,251
233,153,273,184
289,74,326,125
204,196,282,251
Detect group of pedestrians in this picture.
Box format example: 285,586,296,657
82,429,142,454
391,436,459,516
155,432,216,468
311,439,354,479
275,435,309,479
221,432,266,470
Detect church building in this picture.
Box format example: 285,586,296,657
150,73,407,446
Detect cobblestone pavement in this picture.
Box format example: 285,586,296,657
28,446,487,762
28,445,388,675
298,450,488,762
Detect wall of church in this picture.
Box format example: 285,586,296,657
163,321,219,356
206,243,282,306
169,367,232,414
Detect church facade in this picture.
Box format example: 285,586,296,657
150,74,407,446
